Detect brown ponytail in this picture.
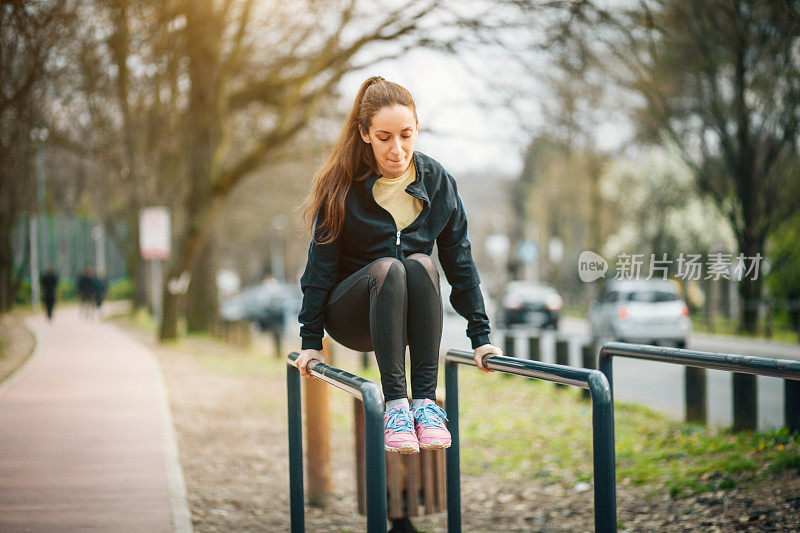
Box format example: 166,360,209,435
298,76,418,244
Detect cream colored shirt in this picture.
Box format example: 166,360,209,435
372,159,422,231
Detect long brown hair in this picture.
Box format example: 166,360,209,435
299,76,418,245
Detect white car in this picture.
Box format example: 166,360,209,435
588,279,691,348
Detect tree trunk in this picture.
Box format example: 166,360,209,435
791,303,800,343
160,283,180,341
704,276,716,333
131,252,148,312
126,213,148,313
185,235,218,333
110,1,149,315
0,223,13,312
158,0,222,342
158,192,227,340
737,234,764,335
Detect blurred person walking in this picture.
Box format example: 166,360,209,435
77,267,96,319
294,76,503,454
40,266,59,321
93,275,107,315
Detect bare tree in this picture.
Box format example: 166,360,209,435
487,0,800,333
611,0,800,333
28,0,602,338
155,0,517,340
0,1,73,312
46,0,187,315
449,1,619,297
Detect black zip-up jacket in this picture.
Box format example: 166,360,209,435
298,150,491,351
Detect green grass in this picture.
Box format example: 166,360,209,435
563,303,799,343
561,305,586,319
690,313,799,344
114,306,195,339
455,367,800,497
196,347,276,375
8,304,38,316
118,307,159,336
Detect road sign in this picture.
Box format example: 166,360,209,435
139,207,171,260
518,240,539,264
484,234,510,259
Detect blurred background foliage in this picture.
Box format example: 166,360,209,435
2,0,798,340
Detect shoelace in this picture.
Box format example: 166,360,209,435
384,407,414,432
413,403,448,429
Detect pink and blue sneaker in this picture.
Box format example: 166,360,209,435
411,399,451,450
384,405,420,454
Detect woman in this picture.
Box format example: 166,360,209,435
295,75,503,454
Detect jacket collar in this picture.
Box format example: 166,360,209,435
364,151,430,206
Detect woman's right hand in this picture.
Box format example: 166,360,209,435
295,349,324,377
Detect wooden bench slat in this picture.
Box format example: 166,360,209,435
387,453,405,519
421,450,436,513
406,453,420,516
434,448,446,512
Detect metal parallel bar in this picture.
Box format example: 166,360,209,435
285,352,387,533
445,361,461,533
445,349,617,533
288,352,370,399
287,364,304,533
599,342,800,382
587,372,617,533
445,350,592,389
362,383,388,533
599,342,800,433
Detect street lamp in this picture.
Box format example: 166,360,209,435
271,214,287,282
91,223,106,278
28,125,49,306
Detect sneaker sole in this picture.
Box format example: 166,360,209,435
419,441,451,450
385,444,419,454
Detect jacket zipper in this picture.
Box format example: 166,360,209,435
395,189,430,258
370,179,428,260
395,190,425,257
395,230,401,258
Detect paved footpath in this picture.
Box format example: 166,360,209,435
0,307,191,532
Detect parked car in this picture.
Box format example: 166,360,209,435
497,281,562,329
588,278,691,348
219,280,301,332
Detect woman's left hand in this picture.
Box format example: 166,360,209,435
474,343,502,372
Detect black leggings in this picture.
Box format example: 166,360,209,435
323,254,443,402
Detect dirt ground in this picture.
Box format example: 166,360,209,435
116,322,800,532
0,312,36,385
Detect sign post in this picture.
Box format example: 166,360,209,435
139,208,171,324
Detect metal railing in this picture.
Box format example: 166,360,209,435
444,349,618,533
598,342,800,398
286,352,387,533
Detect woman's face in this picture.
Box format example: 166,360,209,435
360,104,418,179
